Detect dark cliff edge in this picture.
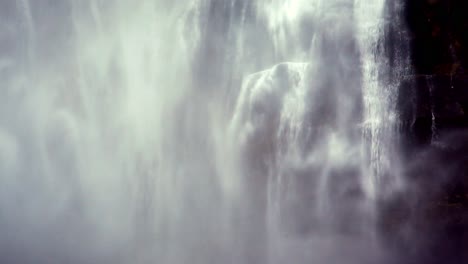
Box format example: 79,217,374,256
381,1,468,263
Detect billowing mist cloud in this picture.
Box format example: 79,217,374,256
0,0,407,263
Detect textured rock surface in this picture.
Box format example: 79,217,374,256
388,1,468,263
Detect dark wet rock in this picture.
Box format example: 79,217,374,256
405,0,468,75
384,1,468,263
398,74,468,149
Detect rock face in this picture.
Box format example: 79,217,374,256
401,0,468,141
405,0,468,75
387,1,468,263
399,75,468,146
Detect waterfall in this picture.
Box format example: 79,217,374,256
0,0,407,263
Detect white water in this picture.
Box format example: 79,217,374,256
0,1,403,263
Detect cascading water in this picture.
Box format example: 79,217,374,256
0,0,407,263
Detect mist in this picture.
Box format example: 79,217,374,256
0,1,411,263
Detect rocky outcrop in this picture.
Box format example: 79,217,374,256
399,0,468,208
384,1,468,263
